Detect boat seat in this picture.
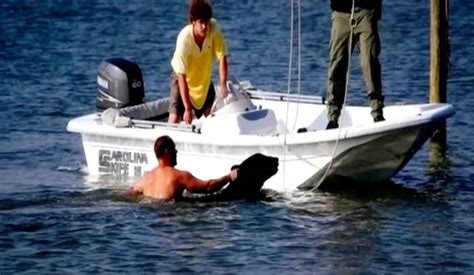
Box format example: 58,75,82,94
102,98,170,127
120,98,169,120
200,108,277,135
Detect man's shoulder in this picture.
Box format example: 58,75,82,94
168,167,189,178
176,24,193,45
176,25,193,49
157,166,184,179
141,167,159,182
145,166,182,187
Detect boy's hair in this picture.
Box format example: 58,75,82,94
154,135,175,159
188,0,212,23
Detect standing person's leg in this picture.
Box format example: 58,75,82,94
356,9,385,121
327,11,352,128
168,73,185,123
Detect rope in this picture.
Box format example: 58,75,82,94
291,0,302,133
308,0,356,191
282,0,296,192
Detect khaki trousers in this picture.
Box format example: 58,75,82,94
326,9,384,121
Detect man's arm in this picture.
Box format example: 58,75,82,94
218,56,228,98
177,73,193,124
178,168,238,194
212,20,229,99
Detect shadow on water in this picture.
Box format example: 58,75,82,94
280,176,454,220
316,177,422,200
298,143,459,203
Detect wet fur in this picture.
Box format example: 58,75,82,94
181,153,279,202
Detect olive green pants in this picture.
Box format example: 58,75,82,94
326,9,384,122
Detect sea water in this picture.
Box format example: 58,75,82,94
1,0,474,273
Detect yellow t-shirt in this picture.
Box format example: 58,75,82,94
171,19,228,109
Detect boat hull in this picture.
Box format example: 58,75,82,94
299,123,436,189
67,90,455,192
74,118,437,192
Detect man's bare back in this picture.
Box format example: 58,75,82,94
129,135,238,201
131,166,184,200
131,166,237,200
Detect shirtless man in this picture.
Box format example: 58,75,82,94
129,135,238,200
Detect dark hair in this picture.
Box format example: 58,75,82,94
154,135,175,159
188,0,212,23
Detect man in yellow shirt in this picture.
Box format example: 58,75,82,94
168,0,229,124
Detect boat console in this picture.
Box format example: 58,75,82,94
200,82,278,135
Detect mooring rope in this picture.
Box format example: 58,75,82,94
282,0,296,192
290,0,302,133
308,0,356,191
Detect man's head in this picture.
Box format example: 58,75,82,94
154,135,177,167
189,0,212,37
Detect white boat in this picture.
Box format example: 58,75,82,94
67,59,454,192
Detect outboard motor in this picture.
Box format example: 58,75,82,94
96,58,145,111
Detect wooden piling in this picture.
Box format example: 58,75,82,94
430,0,449,152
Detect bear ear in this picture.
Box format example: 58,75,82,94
231,164,240,170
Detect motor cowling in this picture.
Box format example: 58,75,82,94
96,58,145,111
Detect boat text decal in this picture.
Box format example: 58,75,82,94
99,150,148,176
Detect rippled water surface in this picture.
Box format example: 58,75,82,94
2,0,474,273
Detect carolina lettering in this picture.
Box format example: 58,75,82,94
98,149,148,175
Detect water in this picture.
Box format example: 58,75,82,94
2,0,474,273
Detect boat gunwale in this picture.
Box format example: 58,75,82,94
67,102,454,148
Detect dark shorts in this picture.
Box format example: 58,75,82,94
168,73,216,118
